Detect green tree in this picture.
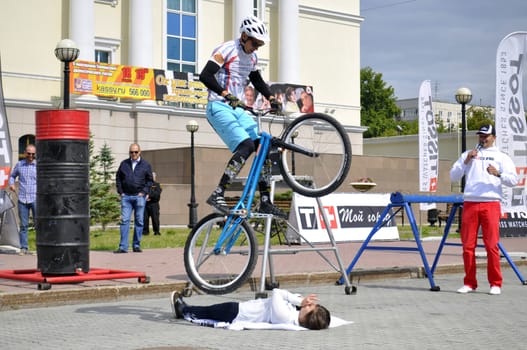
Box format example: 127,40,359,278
360,67,401,138
398,119,419,135
89,140,120,230
467,106,494,130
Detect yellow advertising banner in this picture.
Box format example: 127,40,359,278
69,61,311,110
71,60,155,100
154,71,208,105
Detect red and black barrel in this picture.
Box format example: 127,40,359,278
35,110,90,274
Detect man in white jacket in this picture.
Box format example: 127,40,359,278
450,124,518,295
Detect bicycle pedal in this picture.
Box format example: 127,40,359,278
252,212,273,218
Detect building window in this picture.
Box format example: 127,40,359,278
95,50,111,63
167,0,197,73
253,0,265,18
94,37,120,64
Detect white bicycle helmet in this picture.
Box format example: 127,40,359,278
239,16,270,42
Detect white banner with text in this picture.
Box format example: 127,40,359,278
495,31,527,212
286,193,399,243
418,79,438,211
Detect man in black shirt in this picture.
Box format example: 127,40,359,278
144,172,162,236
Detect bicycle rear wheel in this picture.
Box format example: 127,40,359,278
279,113,351,197
184,213,258,295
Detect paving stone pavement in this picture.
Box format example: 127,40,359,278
1,235,526,349
1,268,526,350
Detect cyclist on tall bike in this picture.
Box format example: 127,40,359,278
199,15,287,219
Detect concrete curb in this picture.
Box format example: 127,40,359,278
2,260,525,311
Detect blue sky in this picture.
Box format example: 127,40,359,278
360,0,527,106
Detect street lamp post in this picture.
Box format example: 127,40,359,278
186,120,199,228
54,39,80,109
455,87,473,192
455,87,472,232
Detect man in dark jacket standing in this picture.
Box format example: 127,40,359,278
115,143,153,253
144,172,162,236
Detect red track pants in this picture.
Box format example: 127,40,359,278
460,201,502,289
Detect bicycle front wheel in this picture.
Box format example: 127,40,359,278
184,213,258,295
279,113,352,197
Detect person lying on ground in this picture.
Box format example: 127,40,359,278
170,288,330,330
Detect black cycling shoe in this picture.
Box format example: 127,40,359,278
259,201,288,219
206,192,230,214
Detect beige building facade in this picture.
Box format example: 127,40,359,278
1,0,364,163
1,0,369,226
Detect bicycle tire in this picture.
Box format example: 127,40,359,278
184,213,258,295
278,113,352,197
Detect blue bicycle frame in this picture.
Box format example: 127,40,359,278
212,131,273,255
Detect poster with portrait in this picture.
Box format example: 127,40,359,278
271,83,314,114
242,84,258,108
247,82,314,114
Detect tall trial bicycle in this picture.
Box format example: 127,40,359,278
184,106,352,295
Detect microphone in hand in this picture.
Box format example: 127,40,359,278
466,143,483,163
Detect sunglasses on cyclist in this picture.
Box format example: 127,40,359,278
249,37,264,48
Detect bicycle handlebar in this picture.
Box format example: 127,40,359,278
239,104,282,117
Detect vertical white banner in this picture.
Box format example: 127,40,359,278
495,32,527,212
418,80,438,211
0,56,20,250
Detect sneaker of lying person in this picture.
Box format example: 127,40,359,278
259,200,288,219
170,291,188,319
